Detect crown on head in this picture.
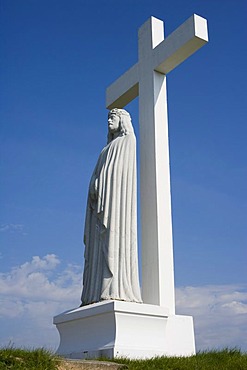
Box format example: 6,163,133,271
108,108,130,117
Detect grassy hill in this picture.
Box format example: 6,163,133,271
0,347,246,370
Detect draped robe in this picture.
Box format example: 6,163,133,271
81,131,142,305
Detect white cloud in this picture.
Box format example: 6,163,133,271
176,284,247,352
0,254,83,349
0,255,246,352
0,223,27,235
0,255,81,302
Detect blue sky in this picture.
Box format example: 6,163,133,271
1,0,247,352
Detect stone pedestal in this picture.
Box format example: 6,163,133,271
53,300,195,359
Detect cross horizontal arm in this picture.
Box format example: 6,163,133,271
106,14,208,110
106,63,139,109
153,14,208,74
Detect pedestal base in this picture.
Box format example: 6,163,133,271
53,300,195,359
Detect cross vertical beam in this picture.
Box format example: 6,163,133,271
138,17,175,310
106,15,208,312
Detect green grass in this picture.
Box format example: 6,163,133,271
0,347,58,370
0,348,246,370
111,348,247,370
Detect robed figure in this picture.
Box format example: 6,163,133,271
81,108,142,305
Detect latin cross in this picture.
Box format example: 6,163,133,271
106,14,208,313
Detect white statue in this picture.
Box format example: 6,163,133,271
81,108,142,306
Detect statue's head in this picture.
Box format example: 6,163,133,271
107,108,134,143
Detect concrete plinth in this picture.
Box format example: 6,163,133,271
53,300,195,359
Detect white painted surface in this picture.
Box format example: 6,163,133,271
138,19,174,310
106,14,208,108
54,301,195,359
106,14,208,311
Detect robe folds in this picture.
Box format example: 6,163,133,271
81,132,142,305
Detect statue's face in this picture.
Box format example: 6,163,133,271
108,113,120,133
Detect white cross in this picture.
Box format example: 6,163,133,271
106,14,208,313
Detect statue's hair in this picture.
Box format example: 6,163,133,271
107,108,134,143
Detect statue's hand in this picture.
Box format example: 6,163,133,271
89,176,98,200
